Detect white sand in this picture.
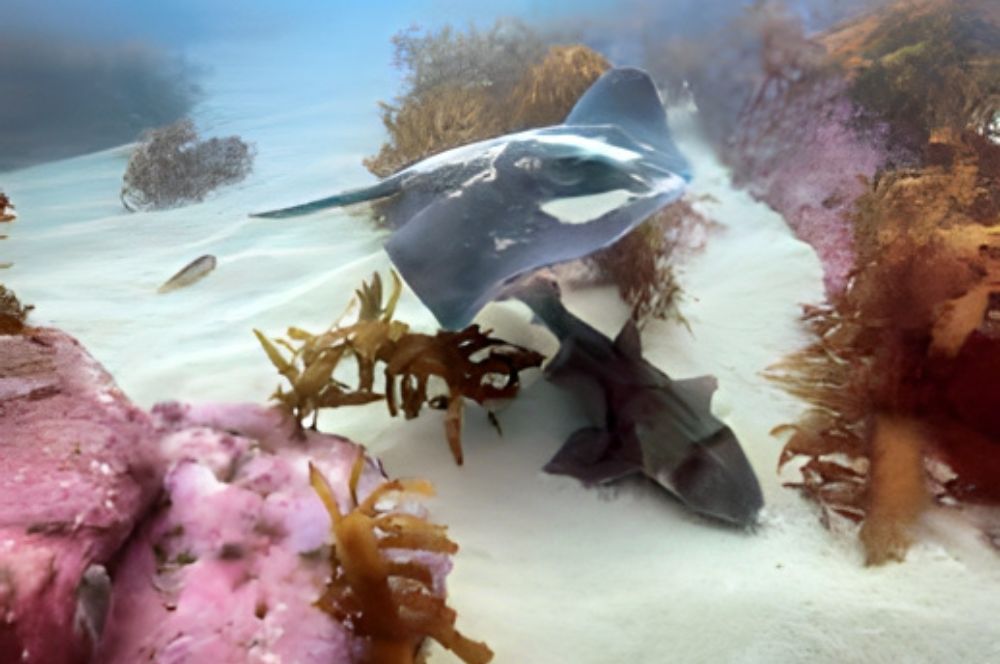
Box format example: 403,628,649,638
4,55,998,664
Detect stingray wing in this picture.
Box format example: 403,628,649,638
564,67,691,180
249,176,404,219
386,170,685,330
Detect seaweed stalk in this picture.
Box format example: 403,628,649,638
310,459,493,663
256,271,543,463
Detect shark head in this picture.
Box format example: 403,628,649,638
667,427,765,527
628,373,765,528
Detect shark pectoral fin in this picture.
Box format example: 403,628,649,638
544,427,640,485
613,318,643,360
669,374,721,422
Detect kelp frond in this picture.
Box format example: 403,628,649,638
310,460,493,663
256,271,543,464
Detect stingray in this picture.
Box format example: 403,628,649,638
253,67,690,329
514,278,764,527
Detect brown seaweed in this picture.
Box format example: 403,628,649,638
310,457,492,663
0,285,32,335
588,199,718,324
0,193,14,223
753,0,1000,562
256,271,543,464
828,0,1000,154
769,127,1000,562
363,24,589,178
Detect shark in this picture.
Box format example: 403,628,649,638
515,277,764,527
253,67,691,330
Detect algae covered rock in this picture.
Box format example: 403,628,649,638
0,327,163,663
763,0,1000,563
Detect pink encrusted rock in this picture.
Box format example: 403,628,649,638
0,328,162,664
1,330,458,663
97,403,450,664
730,79,890,296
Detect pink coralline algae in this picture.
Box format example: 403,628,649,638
0,325,466,663
0,328,162,664
730,76,892,295
96,402,403,664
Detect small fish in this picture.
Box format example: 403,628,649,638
252,67,690,330
157,255,217,294
74,564,111,651
515,278,764,527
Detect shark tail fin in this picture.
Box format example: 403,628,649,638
564,67,690,180
250,178,400,219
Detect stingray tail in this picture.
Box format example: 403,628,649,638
250,178,400,219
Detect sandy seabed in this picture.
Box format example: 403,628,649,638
4,62,998,664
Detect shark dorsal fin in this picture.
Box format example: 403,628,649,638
564,67,690,179
614,319,643,359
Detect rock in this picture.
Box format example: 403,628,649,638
0,333,466,663
96,403,451,664
0,328,163,664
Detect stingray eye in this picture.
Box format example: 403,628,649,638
543,156,587,187
545,155,619,189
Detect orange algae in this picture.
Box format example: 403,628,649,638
310,458,492,664
256,271,543,464
0,192,14,271
765,0,1000,563
859,415,931,564
0,193,14,223
771,128,1000,562
0,285,31,335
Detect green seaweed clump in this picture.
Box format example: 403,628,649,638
255,271,543,464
